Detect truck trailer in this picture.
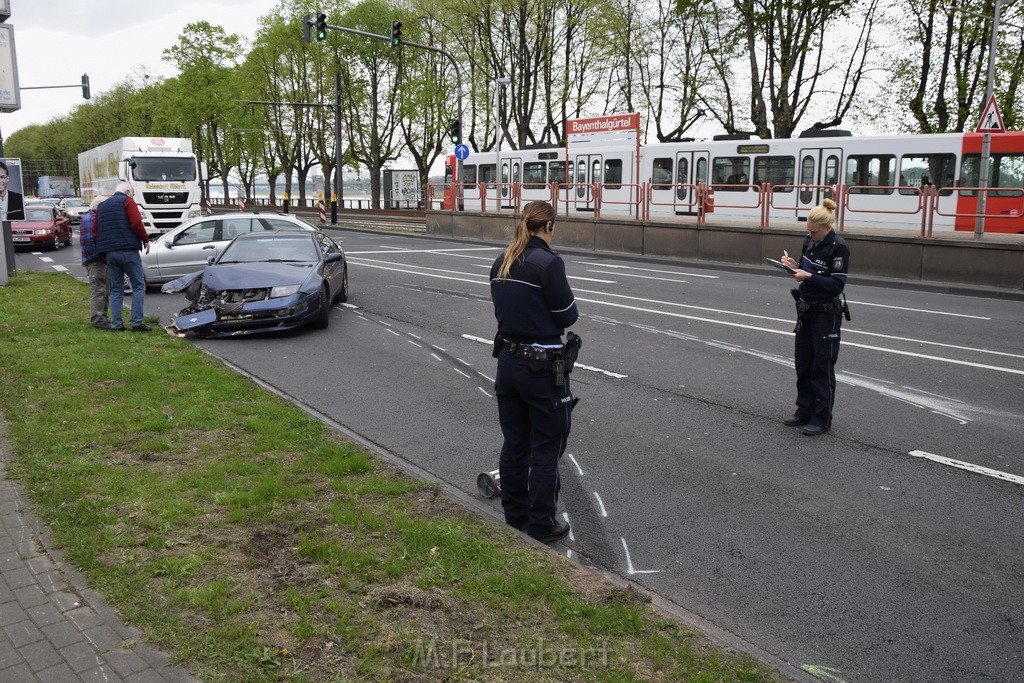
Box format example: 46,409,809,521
78,137,203,236
37,176,75,198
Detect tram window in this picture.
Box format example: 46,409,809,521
712,156,750,191
549,161,566,186
479,163,497,188
754,155,794,191
800,155,814,203
961,153,1024,197
899,154,955,195
652,158,673,187
824,156,839,185
696,157,708,184
676,158,689,202
604,159,623,190
846,155,895,194
462,164,477,184
522,162,545,188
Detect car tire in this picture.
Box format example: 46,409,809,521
63,231,72,247
335,264,348,303
50,235,60,251
311,286,330,329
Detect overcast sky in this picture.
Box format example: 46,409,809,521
2,0,274,142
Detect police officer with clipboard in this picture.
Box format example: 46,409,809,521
490,201,580,543
779,198,850,436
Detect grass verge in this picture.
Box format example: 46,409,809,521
0,272,786,682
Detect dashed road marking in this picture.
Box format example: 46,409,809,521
909,450,1024,486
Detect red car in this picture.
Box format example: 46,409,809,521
11,205,73,251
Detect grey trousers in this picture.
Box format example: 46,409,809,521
86,259,110,327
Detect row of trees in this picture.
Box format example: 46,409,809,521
7,0,1023,207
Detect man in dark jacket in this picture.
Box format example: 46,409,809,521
96,183,151,331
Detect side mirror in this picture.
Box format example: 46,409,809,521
207,256,216,265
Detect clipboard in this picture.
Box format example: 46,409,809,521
763,257,797,274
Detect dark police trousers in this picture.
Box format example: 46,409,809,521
495,352,574,537
794,308,842,428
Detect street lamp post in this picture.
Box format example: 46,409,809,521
493,76,510,212
974,0,1003,239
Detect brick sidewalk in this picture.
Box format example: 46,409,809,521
0,419,195,682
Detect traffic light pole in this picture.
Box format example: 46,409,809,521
305,15,466,210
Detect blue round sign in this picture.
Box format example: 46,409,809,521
454,144,470,160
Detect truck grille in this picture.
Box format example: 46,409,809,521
142,192,189,205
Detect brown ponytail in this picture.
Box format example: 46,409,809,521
498,201,555,278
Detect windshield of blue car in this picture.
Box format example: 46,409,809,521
218,235,319,264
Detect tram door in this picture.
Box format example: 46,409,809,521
797,147,842,219
674,151,710,215
499,156,521,210
572,154,602,212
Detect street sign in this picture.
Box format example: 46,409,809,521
454,143,470,160
976,95,1006,133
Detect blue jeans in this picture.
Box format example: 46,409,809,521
106,250,146,329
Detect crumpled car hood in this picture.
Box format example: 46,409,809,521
161,262,316,295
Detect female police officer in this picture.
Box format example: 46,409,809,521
780,198,850,436
490,200,578,543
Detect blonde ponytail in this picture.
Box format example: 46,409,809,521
497,201,556,279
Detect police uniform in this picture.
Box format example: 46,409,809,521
791,229,850,431
490,235,578,540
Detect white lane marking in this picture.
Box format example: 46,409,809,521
569,275,617,283
459,334,627,379
478,386,492,398
563,512,575,542
909,450,1024,486
431,353,443,362
347,247,498,255
586,269,687,284
593,492,608,517
409,332,421,339
574,288,1024,362
587,263,719,279
52,265,69,272
453,367,471,379
39,257,54,262
575,295,1024,376
353,258,1022,372
567,454,584,476
849,300,989,320
341,302,359,309
406,340,423,348
621,537,662,575
386,328,401,336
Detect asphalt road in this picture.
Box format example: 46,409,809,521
11,228,1024,682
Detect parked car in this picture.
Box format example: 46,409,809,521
59,197,88,224
10,205,73,250
142,212,319,286
162,230,348,337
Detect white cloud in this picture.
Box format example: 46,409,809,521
2,1,273,141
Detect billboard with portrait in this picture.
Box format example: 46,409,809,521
0,158,26,221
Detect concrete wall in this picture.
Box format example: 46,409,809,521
426,211,1024,291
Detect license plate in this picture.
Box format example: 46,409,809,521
13,237,29,242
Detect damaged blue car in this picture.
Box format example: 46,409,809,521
161,230,348,337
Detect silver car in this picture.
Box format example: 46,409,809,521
59,197,88,224
142,212,320,287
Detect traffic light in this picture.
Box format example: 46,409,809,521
316,13,328,41
81,73,90,100
302,14,313,43
390,20,402,47
449,118,462,144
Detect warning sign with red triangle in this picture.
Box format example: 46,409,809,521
976,95,1006,133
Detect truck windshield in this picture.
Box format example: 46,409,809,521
131,157,196,182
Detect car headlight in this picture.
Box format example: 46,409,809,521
270,284,301,298
187,210,201,218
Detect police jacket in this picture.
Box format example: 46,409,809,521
490,235,578,346
796,229,849,303
95,192,148,254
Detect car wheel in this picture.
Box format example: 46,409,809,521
50,235,60,251
311,286,330,329
335,264,349,303
63,231,73,247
